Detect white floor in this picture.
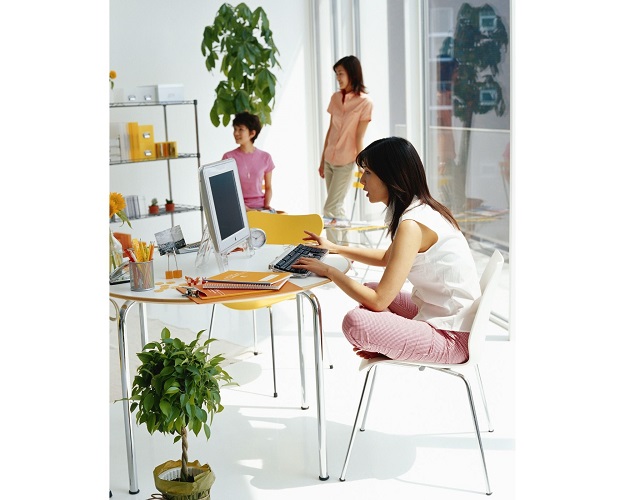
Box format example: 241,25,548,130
109,247,514,499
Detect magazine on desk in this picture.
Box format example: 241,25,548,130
199,270,293,290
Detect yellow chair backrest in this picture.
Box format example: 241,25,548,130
246,212,324,245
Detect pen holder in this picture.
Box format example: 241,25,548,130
129,261,155,291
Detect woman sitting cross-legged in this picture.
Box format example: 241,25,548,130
292,136,480,363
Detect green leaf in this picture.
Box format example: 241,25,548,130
143,392,154,412
159,399,172,417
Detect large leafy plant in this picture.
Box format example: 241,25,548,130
201,2,281,127
128,327,235,482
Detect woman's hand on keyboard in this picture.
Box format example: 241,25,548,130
291,257,332,278
303,231,336,252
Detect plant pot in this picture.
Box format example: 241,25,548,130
165,203,175,212
153,460,215,500
149,205,160,215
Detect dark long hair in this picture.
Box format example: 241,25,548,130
356,137,459,238
333,55,367,94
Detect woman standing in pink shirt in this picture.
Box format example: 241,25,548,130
319,55,373,243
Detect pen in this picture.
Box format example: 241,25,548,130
124,248,136,262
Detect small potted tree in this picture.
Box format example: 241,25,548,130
127,327,235,499
165,198,175,212
149,198,159,215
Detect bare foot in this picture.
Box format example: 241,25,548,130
352,347,389,360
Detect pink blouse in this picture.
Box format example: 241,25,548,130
324,91,373,166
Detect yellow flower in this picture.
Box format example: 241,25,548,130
110,70,117,89
110,192,132,227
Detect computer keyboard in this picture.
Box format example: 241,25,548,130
269,244,328,277
176,241,201,254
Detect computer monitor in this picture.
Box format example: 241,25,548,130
198,158,250,257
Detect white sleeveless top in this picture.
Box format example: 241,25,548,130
389,199,480,331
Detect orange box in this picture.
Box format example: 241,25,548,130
165,269,183,279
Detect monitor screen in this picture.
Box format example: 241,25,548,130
199,158,250,255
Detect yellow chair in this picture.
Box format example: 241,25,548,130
349,169,366,222
208,212,324,398
344,170,387,246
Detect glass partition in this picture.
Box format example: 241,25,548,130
423,0,511,331
424,0,511,252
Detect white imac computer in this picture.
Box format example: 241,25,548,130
197,158,251,270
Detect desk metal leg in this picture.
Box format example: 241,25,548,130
117,300,140,495
296,294,308,410
138,302,148,347
300,291,329,480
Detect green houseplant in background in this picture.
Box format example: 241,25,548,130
201,2,281,127
126,327,235,499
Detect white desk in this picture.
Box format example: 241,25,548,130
110,244,350,494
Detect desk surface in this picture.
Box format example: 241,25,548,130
110,244,350,305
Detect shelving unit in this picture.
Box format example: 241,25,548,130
109,100,203,235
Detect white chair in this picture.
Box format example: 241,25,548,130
339,249,504,495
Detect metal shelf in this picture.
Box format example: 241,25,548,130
109,99,197,108
109,152,199,166
110,204,201,223
109,99,204,232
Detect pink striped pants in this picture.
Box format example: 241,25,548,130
342,283,469,363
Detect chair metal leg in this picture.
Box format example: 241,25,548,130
339,365,376,481
325,338,334,370
449,370,492,495
252,310,258,355
207,304,216,339
474,365,494,432
341,365,492,494
268,306,277,397
205,305,217,354
359,365,378,431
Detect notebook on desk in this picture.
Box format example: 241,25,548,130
176,280,303,304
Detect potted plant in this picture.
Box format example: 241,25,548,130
149,198,159,215
165,198,175,212
127,327,235,499
201,2,281,126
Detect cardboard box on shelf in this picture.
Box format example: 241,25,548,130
157,84,184,102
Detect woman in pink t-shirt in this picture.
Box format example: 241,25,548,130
222,112,276,211
319,55,373,242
